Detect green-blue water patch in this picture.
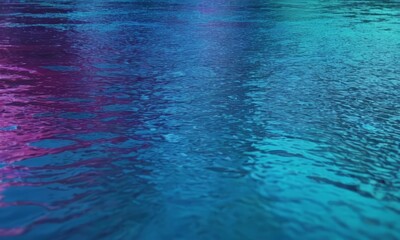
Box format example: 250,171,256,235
73,132,119,141
41,65,80,72
59,112,97,119
30,139,76,149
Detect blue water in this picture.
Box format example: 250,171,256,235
0,1,400,239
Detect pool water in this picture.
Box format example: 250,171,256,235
1,1,400,239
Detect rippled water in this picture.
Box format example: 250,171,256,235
0,0,400,239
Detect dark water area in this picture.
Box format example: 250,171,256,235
0,0,400,239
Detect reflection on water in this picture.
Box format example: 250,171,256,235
0,0,400,239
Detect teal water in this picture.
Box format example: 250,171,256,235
0,1,400,239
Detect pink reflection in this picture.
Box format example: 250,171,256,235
0,21,90,163
0,2,157,238
0,61,51,162
0,227,25,236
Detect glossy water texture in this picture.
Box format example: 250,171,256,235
1,0,400,239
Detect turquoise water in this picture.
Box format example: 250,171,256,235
0,1,400,239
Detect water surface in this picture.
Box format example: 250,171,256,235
1,0,400,239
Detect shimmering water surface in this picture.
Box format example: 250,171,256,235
1,0,400,239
